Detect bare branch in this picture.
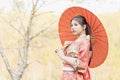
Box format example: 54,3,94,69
33,0,46,14
19,17,26,33
16,43,29,79
13,0,41,78
29,28,47,41
13,0,26,35
0,16,24,38
0,41,14,77
29,20,57,41
13,0,21,12
25,0,40,40
0,0,55,80
33,11,54,17
17,48,23,66
31,0,39,15
32,0,35,8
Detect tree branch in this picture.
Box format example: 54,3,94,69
13,0,21,12
33,11,54,18
0,16,24,38
29,20,56,41
14,0,40,78
0,0,51,80
17,48,23,66
13,0,26,35
0,41,14,78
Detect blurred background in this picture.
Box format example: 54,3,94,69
0,0,120,80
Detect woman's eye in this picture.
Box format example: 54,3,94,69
71,23,78,27
74,23,78,26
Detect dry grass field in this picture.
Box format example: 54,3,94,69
0,10,120,80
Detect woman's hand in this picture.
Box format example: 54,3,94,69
55,48,65,60
63,41,72,49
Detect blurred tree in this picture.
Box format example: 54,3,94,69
12,0,25,11
0,0,56,80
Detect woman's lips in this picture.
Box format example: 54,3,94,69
72,29,76,33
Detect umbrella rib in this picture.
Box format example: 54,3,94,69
95,40,107,53
92,34,107,37
70,8,76,15
60,23,70,28
59,15,69,23
96,37,108,43
66,13,72,22
91,16,97,28
93,41,105,56
92,23,102,32
91,36,108,46
92,29,106,35
92,44,99,62
95,42,105,60
91,40,107,67
69,9,75,17
92,35,108,43
93,43,100,55
96,40,106,49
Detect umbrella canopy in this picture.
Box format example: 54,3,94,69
58,6,108,68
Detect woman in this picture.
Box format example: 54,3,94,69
55,15,92,80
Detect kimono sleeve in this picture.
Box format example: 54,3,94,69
73,40,90,73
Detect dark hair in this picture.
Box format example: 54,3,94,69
71,15,91,35
71,15,92,51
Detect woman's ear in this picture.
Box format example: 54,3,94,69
83,24,86,30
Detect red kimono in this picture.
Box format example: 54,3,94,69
61,36,91,80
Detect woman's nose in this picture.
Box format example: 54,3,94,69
71,26,75,29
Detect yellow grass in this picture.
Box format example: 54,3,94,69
0,10,120,80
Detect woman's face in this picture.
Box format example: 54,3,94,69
71,19,85,36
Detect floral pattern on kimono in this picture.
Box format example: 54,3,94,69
62,36,91,80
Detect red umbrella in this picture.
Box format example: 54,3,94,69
58,6,108,68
